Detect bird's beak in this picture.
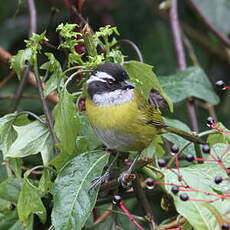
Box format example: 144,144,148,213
121,80,135,90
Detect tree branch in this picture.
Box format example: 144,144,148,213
186,0,230,47
133,174,156,230
27,0,37,36
169,0,198,132
0,47,59,104
33,59,59,147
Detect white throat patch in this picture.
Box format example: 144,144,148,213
93,89,134,106
87,71,115,84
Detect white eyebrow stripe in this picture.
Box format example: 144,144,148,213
95,71,115,81
86,71,115,84
86,75,106,84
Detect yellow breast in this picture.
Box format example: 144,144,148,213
86,91,160,151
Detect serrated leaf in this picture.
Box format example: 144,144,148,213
5,120,53,166
159,67,219,105
53,89,80,155
10,48,32,78
124,61,173,112
191,0,230,37
17,179,46,227
207,123,230,145
52,150,109,230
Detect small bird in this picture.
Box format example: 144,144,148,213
86,63,203,153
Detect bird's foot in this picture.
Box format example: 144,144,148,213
118,171,136,189
89,171,110,190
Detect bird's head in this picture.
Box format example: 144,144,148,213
86,63,135,106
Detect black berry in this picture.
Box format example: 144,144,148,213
112,195,121,205
202,144,210,154
185,154,195,162
158,159,167,167
171,186,179,194
215,80,225,90
171,145,179,154
222,223,230,230
214,175,223,184
207,117,215,127
145,178,155,187
179,193,189,201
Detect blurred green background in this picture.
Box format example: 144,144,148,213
0,0,229,129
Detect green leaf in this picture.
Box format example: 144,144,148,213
163,150,230,230
38,168,53,194
124,61,173,112
17,179,46,227
142,135,165,158
162,118,195,154
0,113,18,157
78,113,101,152
191,0,230,37
10,48,32,79
25,32,47,53
0,210,27,230
0,178,22,204
0,152,7,182
207,123,230,145
40,53,66,97
159,67,219,105
53,89,80,155
52,150,109,230
5,120,53,166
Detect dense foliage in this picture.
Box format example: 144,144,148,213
0,1,229,230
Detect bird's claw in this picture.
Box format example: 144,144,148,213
118,171,136,189
89,171,110,190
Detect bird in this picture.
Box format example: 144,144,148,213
85,62,203,153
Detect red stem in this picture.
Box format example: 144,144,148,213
118,202,144,230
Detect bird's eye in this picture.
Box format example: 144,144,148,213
107,80,114,86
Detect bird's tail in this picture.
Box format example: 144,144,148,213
164,126,205,144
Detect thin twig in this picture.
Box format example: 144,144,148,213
27,0,37,36
0,94,39,100
10,0,37,111
169,0,198,132
0,47,59,104
145,0,229,63
158,217,187,230
33,59,59,147
94,205,113,225
183,34,217,120
0,71,15,89
118,40,144,63
183,35,200,66
186,0,230,47
133,174,156,230
10,66,30,112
